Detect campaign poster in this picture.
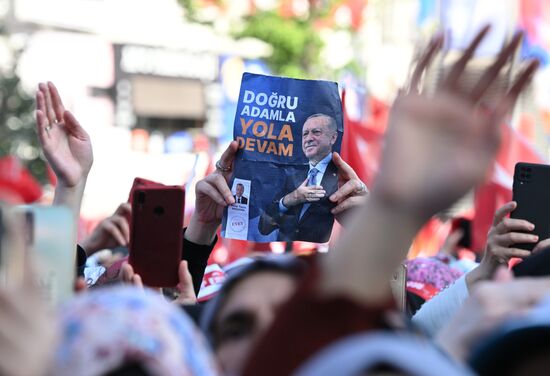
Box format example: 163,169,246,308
222,73,343,243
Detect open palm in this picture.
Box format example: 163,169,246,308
36,82,93,187
373,28,538,223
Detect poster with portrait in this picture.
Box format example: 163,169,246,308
222,73,343,243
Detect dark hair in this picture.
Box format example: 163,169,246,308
305,113,338,133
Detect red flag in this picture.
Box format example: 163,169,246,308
341,90,386,186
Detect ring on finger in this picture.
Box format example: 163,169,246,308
357,181,367,194
215,160,231,172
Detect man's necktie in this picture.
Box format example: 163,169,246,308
301,168,319,220
307,168,319,186
238,197,240,204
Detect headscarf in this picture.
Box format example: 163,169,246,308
53,286,219,376
405,257,463,301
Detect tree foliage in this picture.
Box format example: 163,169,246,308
235,11,322,78
0,60,48,184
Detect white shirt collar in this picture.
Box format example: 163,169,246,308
309,153,332,174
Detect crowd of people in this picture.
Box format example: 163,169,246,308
2,25,550,376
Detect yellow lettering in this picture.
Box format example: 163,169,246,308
278,125,293,141
245,137,255,151
267,142,277,154
279,143,293,157
236,136,245,149
252,121,267,137
267,123,277,140
240,118,254,135
257,140,268,153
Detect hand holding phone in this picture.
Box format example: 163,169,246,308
129,186,185,287
511,162,550,251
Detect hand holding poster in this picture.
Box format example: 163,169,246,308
222,73,343,243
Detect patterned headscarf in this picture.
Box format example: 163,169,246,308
405,257,463,301
53,286,219,376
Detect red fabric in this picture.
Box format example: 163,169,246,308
242,259,393,376
341,91,385,187
406,281,440,301
472,123,544,252
0,155,42,203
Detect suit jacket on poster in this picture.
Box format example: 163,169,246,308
233,195,248,204
259,161,338,243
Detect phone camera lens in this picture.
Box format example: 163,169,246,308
137,192,146,205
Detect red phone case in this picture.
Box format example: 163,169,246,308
128,177,165,204
129,186,185,287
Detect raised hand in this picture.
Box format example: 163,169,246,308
185,141,238,244
35,82,93,188
329,152,368,216
194,141,238,224
373,27,538,223
282,178,326,207
466,201,534,288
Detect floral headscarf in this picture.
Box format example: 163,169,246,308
53,286,218,376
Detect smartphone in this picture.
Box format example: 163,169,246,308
18,205,75,305
129,186,185,287
0,204,26,288
511,162,550,251
128,177,165,204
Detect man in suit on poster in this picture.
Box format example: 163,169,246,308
259,113,348,242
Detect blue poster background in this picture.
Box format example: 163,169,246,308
222,73,343,242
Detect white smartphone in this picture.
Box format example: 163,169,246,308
18,205,75,305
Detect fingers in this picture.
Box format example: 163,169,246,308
132,273,143,288
121,262,134,283
103,221,126,247
212,174,234,204
299,178,309,187
38,82,57,124
500,59,539,105
470,32,523,102
121,263,144,288
47,82,66,121
444,25,491,89
490,245,532,260
196,179,230,206
492,201,517,225
110,216,130,245
329,179,365,203
494,217,535,235
533,238,550,253
177,261,194,290
409,33,444,92
63,111,89,140
35,108,48,145
219,141,239,171
332,152,359,180
494,232,538,247
331,195,365,215
115,202,132,217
